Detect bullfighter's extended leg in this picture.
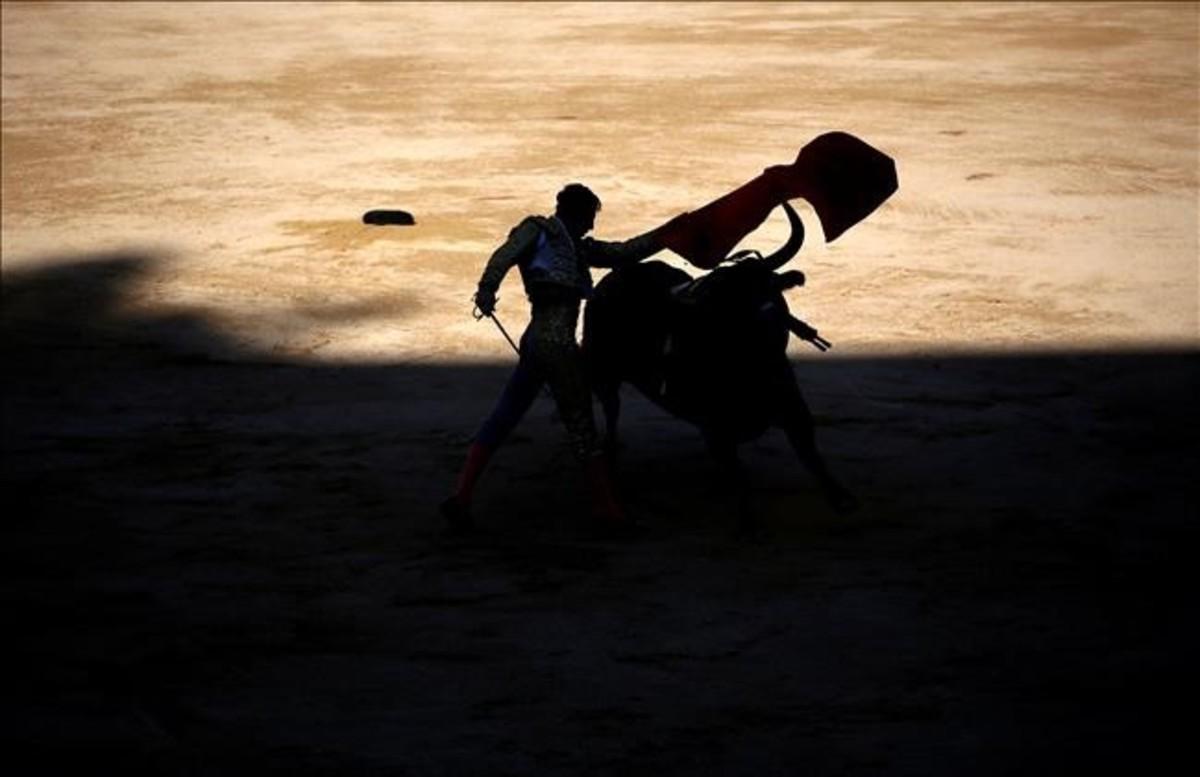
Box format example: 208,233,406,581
475,341,544,451
529,297,627,525
528,299,598,460
442,333,543,531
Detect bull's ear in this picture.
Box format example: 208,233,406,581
774,270,806,290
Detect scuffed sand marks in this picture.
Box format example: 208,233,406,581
273,219,417,255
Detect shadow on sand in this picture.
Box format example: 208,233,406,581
5,252,1197,775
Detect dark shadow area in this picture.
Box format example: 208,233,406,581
4,252,1197,776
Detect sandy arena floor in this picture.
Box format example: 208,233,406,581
4,3,1198,775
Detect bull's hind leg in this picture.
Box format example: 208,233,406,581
774,373,860,515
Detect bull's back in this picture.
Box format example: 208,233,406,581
584,261,690,347
589,261,691,313
584,261,691,387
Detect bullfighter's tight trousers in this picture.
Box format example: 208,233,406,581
475,295,598,461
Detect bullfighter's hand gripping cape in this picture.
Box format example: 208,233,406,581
659,132,899,269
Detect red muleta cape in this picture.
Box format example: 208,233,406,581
660,132,899,269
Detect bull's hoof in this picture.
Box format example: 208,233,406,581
829,489,861,516
439,495,475,533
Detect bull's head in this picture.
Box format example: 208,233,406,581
759,202,829,351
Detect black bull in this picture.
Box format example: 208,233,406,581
582,211,858,522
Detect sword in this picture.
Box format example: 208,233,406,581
473,301,559,410
478,306,521,357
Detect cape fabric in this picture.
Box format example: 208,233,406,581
660,132,899,269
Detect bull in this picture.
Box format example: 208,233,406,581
582,201,859,529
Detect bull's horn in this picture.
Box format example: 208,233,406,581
761,200,805,271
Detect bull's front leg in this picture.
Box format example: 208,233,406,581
773,372,860,515
702,429,760,537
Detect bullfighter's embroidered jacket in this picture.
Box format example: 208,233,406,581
477,215,662,302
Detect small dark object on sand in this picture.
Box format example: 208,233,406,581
363,209,415,226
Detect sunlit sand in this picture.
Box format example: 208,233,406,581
4,2,1195,361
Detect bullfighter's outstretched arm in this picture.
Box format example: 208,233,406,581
582,218,683,269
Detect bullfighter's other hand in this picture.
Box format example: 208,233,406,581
474,287,497,317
